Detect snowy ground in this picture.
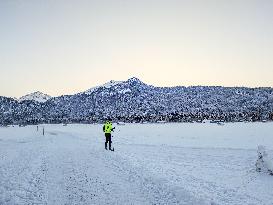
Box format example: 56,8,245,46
0,122,273,205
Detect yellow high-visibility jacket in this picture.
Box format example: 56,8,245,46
103,122,112,134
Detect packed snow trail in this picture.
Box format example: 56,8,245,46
1,123,273,204
0,125,207,205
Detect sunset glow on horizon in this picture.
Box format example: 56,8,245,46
1,0,273,98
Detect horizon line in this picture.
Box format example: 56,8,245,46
2,77,273,99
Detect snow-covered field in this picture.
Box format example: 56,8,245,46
0,122,273,205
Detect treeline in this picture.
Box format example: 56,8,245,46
2,111,272,126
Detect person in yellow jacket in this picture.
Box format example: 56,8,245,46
103,119,115,151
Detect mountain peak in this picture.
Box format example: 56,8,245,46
83,78,144,95
19,91,51,103
127,77,142,83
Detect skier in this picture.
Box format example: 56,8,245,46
103,120,115,151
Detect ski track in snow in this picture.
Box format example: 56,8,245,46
0,126,207,205
1,123,273,205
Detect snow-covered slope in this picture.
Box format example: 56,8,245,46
1,123,273,204
83,77,144,95
84,80,124,95
0,77,273,124
19,91,51,103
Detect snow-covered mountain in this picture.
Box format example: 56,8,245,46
0,77,273,125
84,80,124,95
83,77,145,95
19,91,51,103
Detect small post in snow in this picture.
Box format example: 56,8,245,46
37,126,39,131
43,127,45,136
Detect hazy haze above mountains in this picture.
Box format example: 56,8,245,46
1,1,273,98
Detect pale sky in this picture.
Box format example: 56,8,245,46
1,0,273,98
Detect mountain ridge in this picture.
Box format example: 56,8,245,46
19,91,52,103
1,77,273,124
9,77,273,100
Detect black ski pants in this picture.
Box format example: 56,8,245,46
105,133,112,150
